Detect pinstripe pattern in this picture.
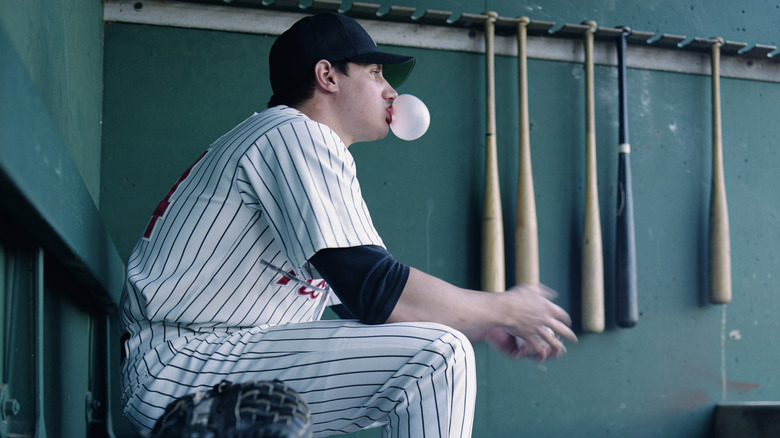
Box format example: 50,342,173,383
121,106,383,346
119,106,476,436
121,321,475,437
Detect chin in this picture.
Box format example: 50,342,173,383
370,128,390,142
354,123,390,143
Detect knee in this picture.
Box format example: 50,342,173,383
422,324,478,409
419,322,476,371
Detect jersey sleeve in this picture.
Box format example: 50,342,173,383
236,118,384,269
309,245,408,325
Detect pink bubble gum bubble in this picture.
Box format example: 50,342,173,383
390,94,430,141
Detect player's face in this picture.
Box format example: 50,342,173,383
335,63,398,144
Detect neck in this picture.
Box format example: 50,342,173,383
295,97,352,147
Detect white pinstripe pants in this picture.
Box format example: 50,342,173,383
121,320,476,437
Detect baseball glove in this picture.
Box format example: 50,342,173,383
150,379,312,438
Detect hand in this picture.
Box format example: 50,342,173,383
482,326,537,360
494,283,577,361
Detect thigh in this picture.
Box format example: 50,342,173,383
123,320,471,435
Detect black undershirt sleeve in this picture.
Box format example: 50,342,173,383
309,245,409,325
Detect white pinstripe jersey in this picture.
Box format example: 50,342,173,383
120,105,385,356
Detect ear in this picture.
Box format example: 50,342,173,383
313,59,339,93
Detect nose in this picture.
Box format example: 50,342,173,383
383,82,398,103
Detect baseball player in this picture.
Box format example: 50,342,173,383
119,12,577,437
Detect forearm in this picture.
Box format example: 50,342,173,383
386,267,577,356
385,267,506,336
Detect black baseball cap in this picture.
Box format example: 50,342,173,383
269,12,416,94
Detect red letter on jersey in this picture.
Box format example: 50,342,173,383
143,151,208,239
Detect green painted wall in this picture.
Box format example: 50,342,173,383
100,3,780,435
0,0,104,204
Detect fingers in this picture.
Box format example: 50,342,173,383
507,326,574,362
507,282,558,300
487,327,554,362
536,310,577,357
515,337,542,361
551,302,573,327
536,282,559,300
517,332,556,362
486,328,533,360
521,283,578,343
514,337,536,359
546,310,578,344
526,309,578,361
500,282,579,361
538,326,567,359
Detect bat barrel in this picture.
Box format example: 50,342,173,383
616,152,638,327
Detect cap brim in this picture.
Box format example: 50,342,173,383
350,52,416,88
382,59,416,88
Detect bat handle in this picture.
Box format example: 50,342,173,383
616,149,638,327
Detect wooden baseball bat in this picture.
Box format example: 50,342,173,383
481,11,505,293
709,37,732,304
581,21,605,332
515,16,540,286
615,27,639,327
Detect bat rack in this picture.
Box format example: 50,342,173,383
105,0,780,83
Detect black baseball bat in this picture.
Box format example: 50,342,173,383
616,27,638,328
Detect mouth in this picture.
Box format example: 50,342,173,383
386,105,394,125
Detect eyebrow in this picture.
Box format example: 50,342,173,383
356,62,382,70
